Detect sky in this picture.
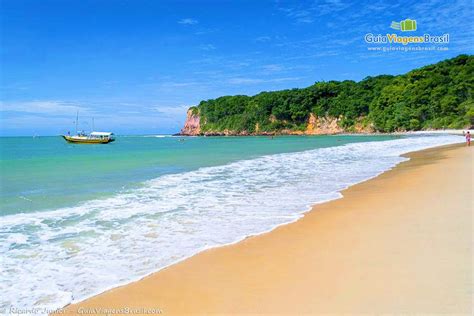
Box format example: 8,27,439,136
1,0,473,136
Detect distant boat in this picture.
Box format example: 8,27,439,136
63,131,115,144
62,112,115,144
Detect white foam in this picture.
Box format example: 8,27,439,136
0,135,463,314
141,135,174,138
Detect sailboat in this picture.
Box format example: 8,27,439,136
62,113,115,144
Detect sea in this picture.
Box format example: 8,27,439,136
0,134,464,313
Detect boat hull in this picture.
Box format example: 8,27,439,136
62,135,114,144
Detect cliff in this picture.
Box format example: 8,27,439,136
180,109,201,135
305,114,344,135
180,111,373,136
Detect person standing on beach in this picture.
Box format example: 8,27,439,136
465,131,471,146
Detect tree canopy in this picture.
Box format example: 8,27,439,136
193,55,473,133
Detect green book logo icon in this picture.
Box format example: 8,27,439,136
390,19,417,31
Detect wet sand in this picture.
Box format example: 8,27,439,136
64,144,472,315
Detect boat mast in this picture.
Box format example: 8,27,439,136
75,111,79,133
92,117,95,132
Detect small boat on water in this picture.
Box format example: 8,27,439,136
63,131,115,144
62,112,115,144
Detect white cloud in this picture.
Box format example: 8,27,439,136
278,0,352,23
0,100,92,116
0,115,75,133
280,8,314,23
255,36,272,42
199,44,216,51
261,64,284,73
160,82,200,88
151,105,190,117
227,78,264,85
315,0,351,16
0,100,189,134
178,18,198,25
194,28,218,36
227,77,300,85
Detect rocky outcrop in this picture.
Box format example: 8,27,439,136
353,120,375,133
180,109,373,136
180,109,201,136
305,113,344,135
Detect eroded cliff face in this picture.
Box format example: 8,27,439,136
180,110,373,135
353,120,375,133
180,109,201,135
305,113,344,135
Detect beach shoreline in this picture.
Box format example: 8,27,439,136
61,143,472,315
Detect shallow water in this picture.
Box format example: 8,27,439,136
0,134,464,311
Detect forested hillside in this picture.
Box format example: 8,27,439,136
182,55,473,135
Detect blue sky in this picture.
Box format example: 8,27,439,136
1,0,472,136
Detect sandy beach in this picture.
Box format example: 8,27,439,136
63,144,472,315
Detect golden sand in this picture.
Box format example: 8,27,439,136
63,145,473,315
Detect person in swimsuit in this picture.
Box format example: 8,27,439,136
466,131,471,146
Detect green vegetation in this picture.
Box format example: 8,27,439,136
193,55,473,133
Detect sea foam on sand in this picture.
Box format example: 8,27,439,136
0,135,464,313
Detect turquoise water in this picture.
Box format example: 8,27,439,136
0,135,396,216
0,134,464,310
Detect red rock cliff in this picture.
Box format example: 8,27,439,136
180,109,201,135
305,113,344,135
